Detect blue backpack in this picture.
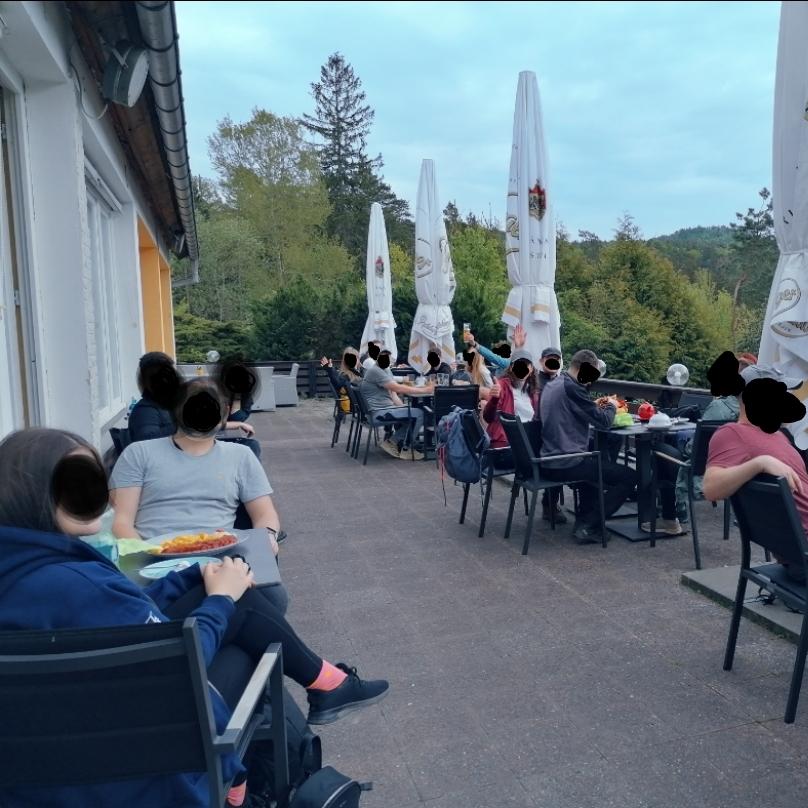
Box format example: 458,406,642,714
436,407,490,484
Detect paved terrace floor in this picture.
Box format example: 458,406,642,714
256,401,808,808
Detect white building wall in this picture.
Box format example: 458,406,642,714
0,1,174,448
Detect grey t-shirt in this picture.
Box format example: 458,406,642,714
110,437,273,538
360,364,396,411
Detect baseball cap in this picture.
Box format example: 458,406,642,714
510,349,534,365
740,363,801,389
541,347,562,359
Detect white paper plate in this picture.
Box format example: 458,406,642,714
139,556,221,580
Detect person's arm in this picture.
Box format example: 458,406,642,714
476,343,509,370
703,455,803,501
384,379,433,398
566,379,615,429
244,495,281,556
226,419,255,436
110,486,142,538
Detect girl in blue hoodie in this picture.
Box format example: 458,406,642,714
0,428,388,807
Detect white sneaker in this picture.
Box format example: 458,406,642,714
400,447,425,461
641,519,685,536
380,439,401,458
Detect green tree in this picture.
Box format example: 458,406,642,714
302,53,412,257
390,242,416,352
450,226,510,348
173,301,253,363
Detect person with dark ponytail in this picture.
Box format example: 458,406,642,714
127,352,182,441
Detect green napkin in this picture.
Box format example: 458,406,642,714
117,537,159,556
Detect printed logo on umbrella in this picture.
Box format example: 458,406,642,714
528,182,547,221
375,256,385,278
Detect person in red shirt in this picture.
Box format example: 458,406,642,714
704,377,807,578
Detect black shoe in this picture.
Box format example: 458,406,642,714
542,506,568,525
572,521,603,545
307,664,389,725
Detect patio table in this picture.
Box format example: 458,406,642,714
402,388,435,459
596,422,695,542
118,527,282,587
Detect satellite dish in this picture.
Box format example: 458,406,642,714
102,41,149,107
206,350,221,363
666,363,689,386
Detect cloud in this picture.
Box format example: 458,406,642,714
176,0,780,238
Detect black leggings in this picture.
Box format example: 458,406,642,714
163,586,323,698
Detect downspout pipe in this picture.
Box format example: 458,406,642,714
134,0,199,285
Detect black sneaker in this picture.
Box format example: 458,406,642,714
306,664,389,725
572,522,604,545
542,506,568,525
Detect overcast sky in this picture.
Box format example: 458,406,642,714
175,0,780,239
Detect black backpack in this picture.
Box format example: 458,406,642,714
289,766,371,808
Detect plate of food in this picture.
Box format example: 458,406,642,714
146,530,245,559
139,556,221,580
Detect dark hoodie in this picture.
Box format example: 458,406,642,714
0,524,242,806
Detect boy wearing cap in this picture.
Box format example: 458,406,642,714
538,347,563,390
540,349,637,543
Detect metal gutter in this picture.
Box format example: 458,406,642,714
134,0,199,285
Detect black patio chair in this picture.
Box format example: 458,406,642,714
324,373,350,448
109,427,131,457
500,413,607,555
423,385,480,460
0,618,288,806
651,419,730,570
724,474,808,723
349,383,416,465
449,407,514,537
676,391,713,416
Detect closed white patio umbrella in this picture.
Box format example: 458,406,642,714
758,1,808,446
408,159,456,372
360,202,397,361
502,70,560,361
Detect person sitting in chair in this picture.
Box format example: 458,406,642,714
359,350,433,460
540,350,637,544
704,377,807,580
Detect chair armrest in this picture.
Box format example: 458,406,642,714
653,451,691,468
483,446,511,454
535,450,601,463
214,645,280,752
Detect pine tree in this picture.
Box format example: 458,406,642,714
302,53,412,258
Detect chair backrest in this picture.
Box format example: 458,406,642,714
109,427,131,455
289,362,300,379
730,475,808,575
0,619,219,789
349,383,369,422
433,386,479,425
690,419,731,477
499,413,537,483
677,392,713,414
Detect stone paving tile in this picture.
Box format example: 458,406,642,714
262,402,808,807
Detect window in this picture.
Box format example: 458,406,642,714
85,163,122,416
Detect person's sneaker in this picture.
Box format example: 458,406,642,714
307,664,389,725
400,446,425,461
641,519,685,536
572,521,602,545
380,438,400,458
542,505,568,525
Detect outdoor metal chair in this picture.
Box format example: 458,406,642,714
109,426,131,457
423,385,480,460
650,420,730,569
0,619,289,806
500,413,607,555
724,474,808,723
324,373,350,448
349,383,416,465
454,407,514,537
676,391,713,416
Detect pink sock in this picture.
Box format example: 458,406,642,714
226,781,247,806
307,660,348,691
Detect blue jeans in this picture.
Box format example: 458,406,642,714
374,407,424,447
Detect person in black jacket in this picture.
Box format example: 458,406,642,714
127,353,181,442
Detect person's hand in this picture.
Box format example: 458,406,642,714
758,455,803,495
319,356,332,368
239,422,255,437
513,324,526,349
202,556,254,601
489,382,501,399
